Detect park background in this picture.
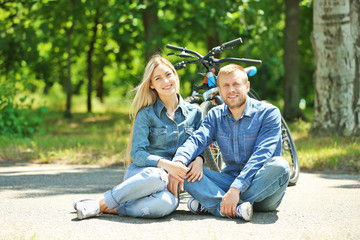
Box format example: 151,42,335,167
0,0,359,173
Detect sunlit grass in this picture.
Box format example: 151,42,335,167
288,120,360,172
0,111,131,166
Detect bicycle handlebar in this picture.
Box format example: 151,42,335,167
166,44,185,52
166,38,262,69
166,44,203,58
215,58,262,65
220,37,243,49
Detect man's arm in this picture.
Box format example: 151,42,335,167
172,113,216,165
169,112,216,196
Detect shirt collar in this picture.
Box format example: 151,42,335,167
154,94,188,118
222,96,253,119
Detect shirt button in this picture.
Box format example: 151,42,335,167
235,154,238,157
235,139,237,142
235,122,238,125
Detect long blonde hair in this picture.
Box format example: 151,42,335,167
125,54,180,167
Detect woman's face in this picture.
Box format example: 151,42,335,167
150,64,178,98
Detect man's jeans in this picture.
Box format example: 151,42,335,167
104,163,178,218
184,157,290,217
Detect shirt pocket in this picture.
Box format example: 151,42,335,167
243,131,257,158
149,127,167,148
216,132,231,155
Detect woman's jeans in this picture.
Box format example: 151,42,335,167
103,163,178,218
184,157,290,217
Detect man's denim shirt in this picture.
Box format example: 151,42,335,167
173,96,282,193
131,95,202,167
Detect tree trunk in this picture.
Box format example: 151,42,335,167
311,0,360,136
96,70,105,103
64,22,75,119
87,12,99,113
283,0,302,121
141,0,161,60
207,32,220,59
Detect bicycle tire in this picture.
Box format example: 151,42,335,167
200,101,224,172
280,117,300,185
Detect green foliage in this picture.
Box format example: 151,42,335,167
0,0,315,117
0,80,48,137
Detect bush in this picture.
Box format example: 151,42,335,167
0,80,48,137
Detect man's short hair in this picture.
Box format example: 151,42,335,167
217,64,248,85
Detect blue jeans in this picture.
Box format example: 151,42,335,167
103,163,178,218
184,157,290,217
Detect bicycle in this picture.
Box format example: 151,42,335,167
166,37,300,186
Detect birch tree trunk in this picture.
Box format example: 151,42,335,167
311,0,360,136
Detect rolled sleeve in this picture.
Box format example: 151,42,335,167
230,178,251,193
145,154,162,167
172,155,188,165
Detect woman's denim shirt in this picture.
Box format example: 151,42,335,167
130,95,202,167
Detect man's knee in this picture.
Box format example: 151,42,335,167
265,157,290,186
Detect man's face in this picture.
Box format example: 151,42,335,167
217,71,250,111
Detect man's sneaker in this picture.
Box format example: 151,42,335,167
76,199,101,220
236,202,253,221
73,197,97,210
187,197,207,214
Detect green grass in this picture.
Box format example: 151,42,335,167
0,110,132,166
288,120,360,173
1,95,359,172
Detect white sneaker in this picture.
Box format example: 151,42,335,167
187,197,207,214
236,202,253,221
76,199,100,220
73,197,97,210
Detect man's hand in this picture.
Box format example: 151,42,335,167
220,187,241,217
186,156,204,182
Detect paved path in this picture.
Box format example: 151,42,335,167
0,163,359,240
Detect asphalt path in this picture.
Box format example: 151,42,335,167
0,163,359,240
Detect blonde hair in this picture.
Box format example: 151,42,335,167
125,54,180,168
217,64,248,85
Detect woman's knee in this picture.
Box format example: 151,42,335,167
140,167,169,185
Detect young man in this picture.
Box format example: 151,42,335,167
170,64,290,221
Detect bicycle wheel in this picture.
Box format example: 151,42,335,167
281,117,300,186
200,101,224,172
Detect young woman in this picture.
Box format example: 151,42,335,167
73,55,204,219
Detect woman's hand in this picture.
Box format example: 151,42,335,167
157,159,189,182
186,156,204,182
